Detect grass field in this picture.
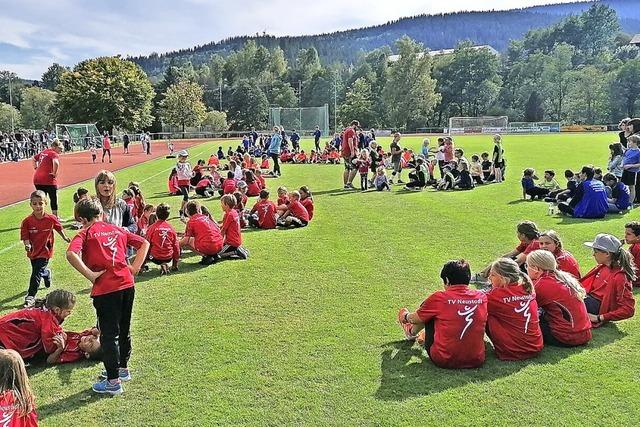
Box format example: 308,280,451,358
1,132,639,426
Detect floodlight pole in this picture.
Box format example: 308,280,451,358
333,71,337,133
219,79,222,111
8,74,15,134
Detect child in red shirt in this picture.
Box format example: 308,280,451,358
20,191,70,307
398,259,488,369
260,155,270,171
168,168,180,196
136,204,155,237
299,186,314,221
145,203,180,275
538,230,581,278
0,349,38,426
218,195,249,260
66,198,149,396
249,190,278,229
179,200,224,265
278,191,309,228
244,170,261,197
46,328,102,364
220,171,237,195
276,186,289,216
624,221,640,287
255,169,266,190
486,258,543,361
0,289,75,361
526,250,591,347
581,233,635,326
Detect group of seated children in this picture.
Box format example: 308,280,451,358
523,165,630,219
397,219,637,369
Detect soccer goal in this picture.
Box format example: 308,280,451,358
269,105,329,136
448,116,508,135
507,122,561,133
55,123,101,150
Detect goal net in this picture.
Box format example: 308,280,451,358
55,123,101,149
507,122,561,133
448,116,508,135
269,105,329,136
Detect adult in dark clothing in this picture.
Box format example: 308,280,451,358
558,166,608,218
123,133,130,154
313,126,321,152
290,130,300,152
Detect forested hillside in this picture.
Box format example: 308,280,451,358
130,0,640,78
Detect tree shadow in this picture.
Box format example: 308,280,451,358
28,358,101,386
555,214,625,224
134,255,248,283
507,199,531,205
0,225,20,233
313,188,353,196
375,324,626,401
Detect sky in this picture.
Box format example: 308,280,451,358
0,0,580,80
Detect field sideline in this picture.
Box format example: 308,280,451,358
0,132,639,426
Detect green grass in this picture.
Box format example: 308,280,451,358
1,133,639,426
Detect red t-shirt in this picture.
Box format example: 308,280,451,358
0,391,38,427
301,197,314,221
260,159,269,169
102,136,111,150
416,285,488,369
221,209,242,247
136,215,148,236
208,156,219,166
67,221,146,297
486,284,543,361
184,214,223,256
0,307,62,359
146,220,180,262
32,149,59,186
196,178,211,189
515,239,540,254
251,199,277,229
58,329,94,364
277,196,289,206
257,175,266,189
246,182,261,197
534,273,591,346
20,213,62,260
341,127,356,158
555,249,581,279
168,176,179,194
222,179,237,195
288,200,309,222
629,243,640,286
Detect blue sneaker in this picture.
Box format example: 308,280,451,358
99,368,131,382
92,379,123,396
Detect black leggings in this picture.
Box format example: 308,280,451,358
28,258,49,297
93,287,135,380
179,185,189,202
539,314,573,347
526,186,549,199
102,148,111,162
270,153,281,175
35,184,58,211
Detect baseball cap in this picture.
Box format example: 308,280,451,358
584,234,622,253
178,150,189,157
237,181,247,189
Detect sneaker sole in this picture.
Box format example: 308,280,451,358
92,386,124,396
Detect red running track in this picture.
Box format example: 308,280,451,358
0,140,210,208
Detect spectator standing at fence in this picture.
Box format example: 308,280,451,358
313,125,321,151
33,139,63,217
62,130,71,152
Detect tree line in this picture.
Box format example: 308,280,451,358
0,4,638,134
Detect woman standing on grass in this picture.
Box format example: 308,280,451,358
492,134,505,183
32,138,63,218
94,170,136,231
267,126,282,177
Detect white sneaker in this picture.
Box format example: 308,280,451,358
23,296,36,308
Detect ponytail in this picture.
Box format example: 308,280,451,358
554,270,587,300
519,270,534,294
612,247,637,282
527,250,585,300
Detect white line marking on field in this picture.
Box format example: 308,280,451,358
0,241,20,255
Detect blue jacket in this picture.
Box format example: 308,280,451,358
574,179,608,218
613,182,631,210
268,133,282,155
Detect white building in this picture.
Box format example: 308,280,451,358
387,45,499,62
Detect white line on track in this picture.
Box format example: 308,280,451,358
0,143,215,255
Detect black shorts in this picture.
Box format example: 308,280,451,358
35,184,58,211
343,157,355,171
493,160,504,168
622,170,637,186
290,217,308,228
179,185,190,201
149,257,173,265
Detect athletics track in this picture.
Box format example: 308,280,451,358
0,140,211,208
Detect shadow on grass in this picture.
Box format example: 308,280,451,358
555,214,627,224
0,291,26,309
313,188,352,196
134,255,249,283
507,199,532,205
375,323,626,401
0,225,20,233
36,388,102,421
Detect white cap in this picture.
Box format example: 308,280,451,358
178,150,188,157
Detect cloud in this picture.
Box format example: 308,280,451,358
0,0,582,80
